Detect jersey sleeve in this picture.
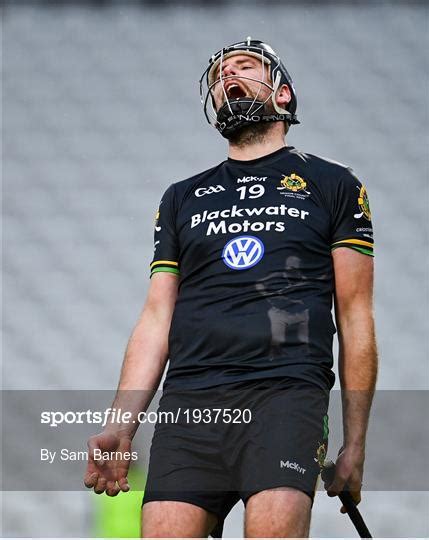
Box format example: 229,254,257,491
150,184,180,278
330,168,374,257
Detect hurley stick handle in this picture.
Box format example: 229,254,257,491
321,460,372,539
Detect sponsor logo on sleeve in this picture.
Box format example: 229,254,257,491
154,208,161,232
354,185,371,221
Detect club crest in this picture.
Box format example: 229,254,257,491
277,173,311,199
314,442,327,468
354,185,372,221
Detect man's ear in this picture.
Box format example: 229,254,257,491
276,84,292,107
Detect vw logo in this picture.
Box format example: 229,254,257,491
222,235,265,270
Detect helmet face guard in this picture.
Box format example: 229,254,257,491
199,38,299,139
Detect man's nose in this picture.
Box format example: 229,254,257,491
222,64,237,77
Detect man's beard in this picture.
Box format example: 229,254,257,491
225,100,279,147
227,120,276,147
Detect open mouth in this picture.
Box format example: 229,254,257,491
225,84,247,99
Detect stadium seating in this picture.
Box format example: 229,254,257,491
3,2,428,536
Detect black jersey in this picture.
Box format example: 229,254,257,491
150,146,374,392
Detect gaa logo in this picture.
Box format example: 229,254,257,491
195,185,226,198
222,235,265,270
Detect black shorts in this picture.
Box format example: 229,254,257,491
142,377,330,537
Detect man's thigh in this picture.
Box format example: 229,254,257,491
233,378,329,498
142,388,239,537
142,500,217,538
231,378,329,537
244,487,312,538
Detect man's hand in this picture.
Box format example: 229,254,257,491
83,432,132,496
82,274,178,497
325,445,364,513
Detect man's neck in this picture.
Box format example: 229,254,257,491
228,129,287,162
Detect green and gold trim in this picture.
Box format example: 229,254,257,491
150,260,180,278
331,238,374,257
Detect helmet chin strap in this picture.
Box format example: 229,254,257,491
216,98,294,139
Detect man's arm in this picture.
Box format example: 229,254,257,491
108,271,179,434
84,272,179,495
328,247,378,510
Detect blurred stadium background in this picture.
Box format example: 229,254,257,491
2,0,428,537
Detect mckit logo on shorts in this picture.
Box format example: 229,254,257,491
280,460,306,474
